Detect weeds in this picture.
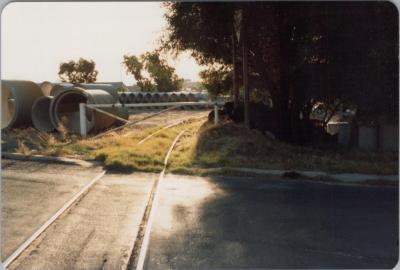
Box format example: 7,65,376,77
169,121,398,175
3,118,398,175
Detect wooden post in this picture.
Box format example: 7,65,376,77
242,8,250,129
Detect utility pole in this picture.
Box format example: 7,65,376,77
242,7,250,129
232,24,238,110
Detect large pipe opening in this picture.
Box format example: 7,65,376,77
32,96,55,132
187,93,196,102
128,93,137,103
179,93,189,102
50,88,117,134
144,93,152,103
135,93,144,103
152,93,161,103
170,93,178,102
53,91,93,133
119,93,128,104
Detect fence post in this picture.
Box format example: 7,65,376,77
79,103,87,138
214,103,219,125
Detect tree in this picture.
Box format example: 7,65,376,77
58,58,98,83
163,2,398,143
123,50,183,92
199,65,232,98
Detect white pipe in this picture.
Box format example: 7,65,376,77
86,101,220,108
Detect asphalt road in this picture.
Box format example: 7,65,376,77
1,159,103,261
144,174,398,269
8,171,157,270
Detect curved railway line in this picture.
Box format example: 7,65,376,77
2,111,205,270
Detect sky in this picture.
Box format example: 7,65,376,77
1,2,202,85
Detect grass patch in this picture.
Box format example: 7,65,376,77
2,119,204,173
169,120,398,175
3,118,398,175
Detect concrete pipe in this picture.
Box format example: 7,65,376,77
195,92,208,101
2,80,44,129
187,93,198,110
142,93,152,110
152,93,161,109
179,93,189,101
39,81,53,96
135,93,144,103
143,93,152,103
187,93,197,102
114,106,130,126
179,93,189,110
152,93,161,103
77,83,120,101
50,83,74,97
170,93,179,102
160,93,170,103
128,92,137,103
50,87,117,134
119,92,129,104
32,96,55,132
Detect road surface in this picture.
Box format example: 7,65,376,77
1,159,103,261
7,170,157,270
144,174,398,269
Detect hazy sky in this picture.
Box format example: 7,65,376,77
1,2,202,85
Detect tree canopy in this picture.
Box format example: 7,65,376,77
123,50,183,92
163,2,398,131
199,65,232,98
58,58,98,83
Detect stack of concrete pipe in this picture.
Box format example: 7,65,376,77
117,91,209,110
2,80,44,129
2,80,129,134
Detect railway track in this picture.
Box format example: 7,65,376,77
2,115,197,269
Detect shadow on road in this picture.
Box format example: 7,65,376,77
146,174,398,269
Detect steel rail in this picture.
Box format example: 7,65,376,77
136,115,207,144
134,130,187,270
90,105,181,140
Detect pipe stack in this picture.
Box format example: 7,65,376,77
2,80,44,129
2,80,129,134
1,80,210,134
116,91,209,110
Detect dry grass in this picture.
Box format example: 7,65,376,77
3,118,398,175
169,120,398,175
2,119,204,173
